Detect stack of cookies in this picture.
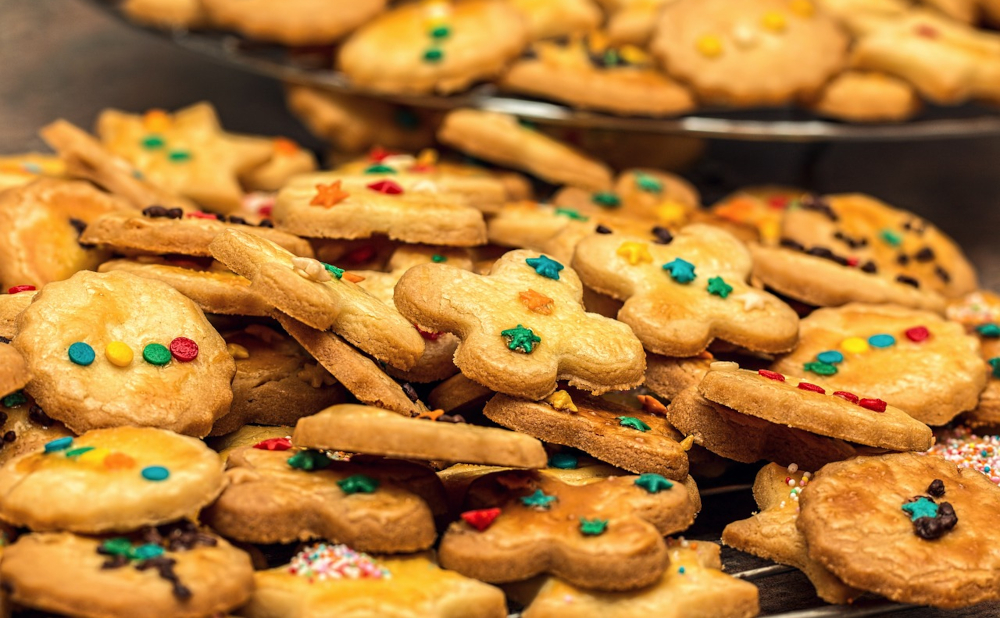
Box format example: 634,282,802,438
0,101,999,616
116,0,1000,123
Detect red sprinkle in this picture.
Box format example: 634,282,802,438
915,24,938,38
859,398,887,413
846,257,859,267
766,195,790,210
833,391,859,404
258,205,273,218
366,180,404,195
461,508,501,531
368,146,393,163
253,437,292,451
7,285,36,294
905,326,930,342
169,337,199,362
410,164,435,173
797,382,826,394
415,325,443,341
344,245,377,264
758,369,785,382
186,211,219,220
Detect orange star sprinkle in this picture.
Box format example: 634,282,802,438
310,181,350,208
342,272,366,283
519,289,554,314
416,409,445,421
274,137,300,156
637,394,668,416
142,109,171,132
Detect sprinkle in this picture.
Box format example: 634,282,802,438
616,241,653,266
143,110,170,132
804,361,837,376
253,437,293,451
429,24,451,38
880,229,903,247
501,324,541,354
1,391,26,408
273,137,299,155
64,446,95,458
169,337,199,362
142,343,171,366
634,173,663,193
591,192,620,208
761,11,787,31
706,276,733,298
840,337,869,354
833,391,859,404
431,254,447,263
288,449,333,471
68,342,95,366
679,566,687,575
758,369,785,382
324,263,346,280
310,181,350,207
7,285,35,294
545,390,577,412
525,255,564,280
364,164,396,174
868,334,896,348
367,179,404,195
929,426,1000,485
635,473,673,493
817,350,843,364
797,382,825,394
696,34,723,57
549,452,579,469
637,394,668,415
663,258,696,283
905,326,931,342
902,496,938,521
44,436,74,453
133,544,165,561
579,518,609,536
167,149,191,162
656,201,687,225
521,489,557,509
337,474,380,495
859,398,887,413
103,452,136,470
461,508,501,531
554,207,588,221
287,543,390,581
977,323,1000,338
618,416,651,432
989,358,1000,379
415,409,445,421
423,47,444,62
141,135,165,149
104,342,134,367
141,466,170,481
519,289,554,314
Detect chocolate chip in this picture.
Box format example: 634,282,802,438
935,265,951,284
799,195,838,221
780,238,805,252
927,479,945,498
903,218,927,235
914,502,958,540
896,274,920,288
806,246,849,266
29,404,53,427
101,554,129,570
1,581,13,594
402,383,419,403
595,225,612,234
258,219,274,228
438,413,466,423
0,411,7,427
226,216,248,226
652,226,673,245
915,247,935,262
165,208,183,220
897,254,910,266
860,260,878,274
833,230,868,249
69,218,87,236
0,336,9,344
3,431,15,443
142,205,168,218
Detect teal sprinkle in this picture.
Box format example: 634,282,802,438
617,416,651,432
141,466,170,481
133,544,165,561
431,254,447,263
635,473,673,493
989,357,1000,379
141,135,164,149
868,334,896,348
44,437,74,453
591,192,621,208
364,164,396,174
167,149,191,162
663,258,696,283
817,350,844,364
880,229,903,247
1,391,27,408
977,323,1000,338
525,255,564,280
423,48,444,62
902,497,938,521
635,173,663,193
549,452,579,469
520,489,557,509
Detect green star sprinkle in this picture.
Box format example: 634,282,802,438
323,263,345,279
525,255,564,280
804,361,838,376
287,449,333,471
635,473,674,494
706,276,733,298
520,489,557,509
663,258,696,283
423,48,444,62
431,254,447,263
337,474,380,495
364,164,396,174
880,229,903,247
579,518,609,536
635,173,663,193
591,191,621,208
617,416,651,432
977,323,1000,338
549,452,579,469
554,207,589,221
502,324,541,354
902,497,938,521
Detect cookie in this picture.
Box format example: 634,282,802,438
771,303,988,425
0,153,65,191
644,352,716,400
208,325,346,436
0,393,73,467
816,0,909,34
850,10,1000,105
797,452,1000,608
14,270,235,436
337,0,528,94
710,186,806,246
293,404,548,468
484,388,691,480
209,230,425,370
438,110,613,191
121,0,208,28
501,32,696,116
651,0,849,106
0,345,30,401
807,70,921,122
699,363,933,451
202,0,386,45
722,463,861,604
238,137,318,193
275,313,425,416
242,546,507,618
285,85,439,154
603,0,676,46
946,290,1000,427
509,0,602,40
0,179,130,289
751,193,977,310
553,168,701,225
438,467,698,590
81,209,314,258
427,373,495,415
272,172,488,247
517,539,760,618
97,103,274,213
207,423,293,460
0,427,224,533
572,226,800,356
202,443,439,551
0,527,253,618
393,249,646,400
666,386,858,470
98,257,272,317
41,119,195,212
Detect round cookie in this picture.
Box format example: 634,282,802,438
14,270,235,437
337,0,528,95
0,527,253,618
202,0,386,46
0,391,73,468
807,71,921,122
797,452,1000,608
0,426,225,533
947,291,1000,428
651,0,849,106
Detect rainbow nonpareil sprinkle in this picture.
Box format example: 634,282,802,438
287,544,391,581
927,426,1000,486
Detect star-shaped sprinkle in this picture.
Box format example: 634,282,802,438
977,323,1000,338
521,489,557,509
635,473,673,493
989,357,1000,378
663,258,696,283
732,290,766,311
366,179,404,194
337,474,380,495
502,324,541,354
706,276,733,298
287,449,333,471
461,508,501,531
519,289,555,314
310,181,350,207
579,518,609,536
902,497,938,521
526,255,564,280
617,416,651,432
545,390,577,412
616,241,653,266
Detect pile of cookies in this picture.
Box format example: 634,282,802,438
1,101,1000,617
117,0,1000,122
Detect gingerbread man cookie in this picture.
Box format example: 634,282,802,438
210,229,425,370
573,225,800,356
0,427,224,533
771,303,988,425
202,0,387,46
393,249,646,400
553,168,701,226
337,0,528,95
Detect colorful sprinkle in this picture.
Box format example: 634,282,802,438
64,446,95,458
423,47,444,62
618,416,651,432
169,337,199,362
141,135,165,149
103,452,136,470
591,192,620,208
288,543,390,580
142,343,171,366
817,350,844,364
554,207,588,221
364,164,396,174
635,473,673,493
761,11,787,31
549,452,579,469
366,179,404,195
804,361,837,376
859,398,887,413
833,391,859,404
696,34,723,57
758,369,785,382
253,437,293,451
429,24,451,38
868,334,896,348
706,276,733,298
44,436,74,453
928,426,1000,485
616,241,653,266
663,258,696,283
501,324,541,353
579,518,609,536
288,449,333,471
337,474,380,495
104,341,134,367
7,285,35,294
1,391,26,408
310,181,350,207
520,289,554,315
902,496,938,521
977,323,1000,338
525,255,564,280
133,544,165,560
431,254,447,263
634,173,663,193
545,390,577,412
989,358,1000,378
797,382,825,394
880,229,903,247
461,507,501,531
841,337,869,354
141,466,170,481
68,342,95,366
521,489,557,509
905,326,931,342
324,263,345,279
